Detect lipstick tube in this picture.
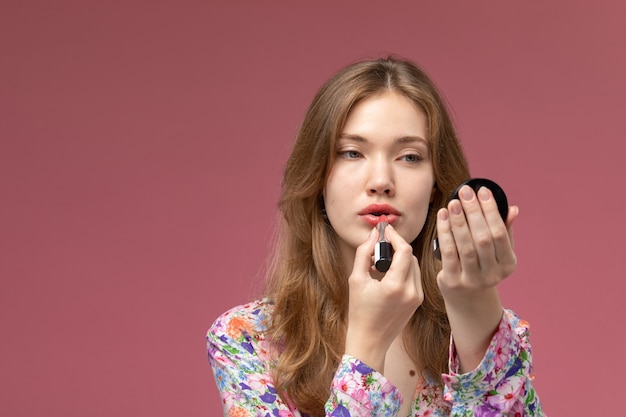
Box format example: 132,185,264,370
375,221,392,272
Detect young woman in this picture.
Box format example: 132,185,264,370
207,57,544,416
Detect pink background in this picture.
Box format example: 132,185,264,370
2,1,624,415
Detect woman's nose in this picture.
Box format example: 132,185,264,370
366,158,395,196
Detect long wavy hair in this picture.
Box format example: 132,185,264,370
264,56,471,415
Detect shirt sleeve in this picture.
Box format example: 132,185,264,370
325,355,402,417
207,301,299,416
207,301,403,417
442,309,545,416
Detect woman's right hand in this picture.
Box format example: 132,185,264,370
344,224,424,373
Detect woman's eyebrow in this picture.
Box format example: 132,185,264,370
339,133,427,145
396,135,428,146
338,133,368,143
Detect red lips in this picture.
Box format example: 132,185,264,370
359,204,400,226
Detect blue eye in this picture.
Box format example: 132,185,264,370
340,150,362,159
401,154,422,163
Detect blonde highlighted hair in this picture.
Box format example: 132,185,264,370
264,56,470,415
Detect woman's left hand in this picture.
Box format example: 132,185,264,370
436,185,518,297
435,184,519,372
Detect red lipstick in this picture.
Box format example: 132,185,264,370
375,215,392,272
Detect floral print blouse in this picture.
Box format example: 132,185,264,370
207,298,543,416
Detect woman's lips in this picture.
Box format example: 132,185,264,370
358,204,400,226
360,213,399,226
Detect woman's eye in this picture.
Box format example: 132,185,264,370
340,150,362,159
401,154,422,163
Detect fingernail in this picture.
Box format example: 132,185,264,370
438,208,449,221
460,185,473,201
450,200,462,215
478,187,490,201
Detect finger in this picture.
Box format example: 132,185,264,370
380,224,414,281
506,205,519,249
506,205,519,227
449,192,482,274
435,207,460,272
352,227,379,281
476,187,515,265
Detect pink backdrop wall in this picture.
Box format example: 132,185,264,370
2,1,624,415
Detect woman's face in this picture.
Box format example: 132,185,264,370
324,91,435,265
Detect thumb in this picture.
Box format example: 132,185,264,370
506,205,519,248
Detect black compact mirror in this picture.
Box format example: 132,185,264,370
433,178,509,260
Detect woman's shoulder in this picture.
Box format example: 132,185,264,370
207,298,274,345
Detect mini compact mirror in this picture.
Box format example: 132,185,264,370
433,178,509,260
